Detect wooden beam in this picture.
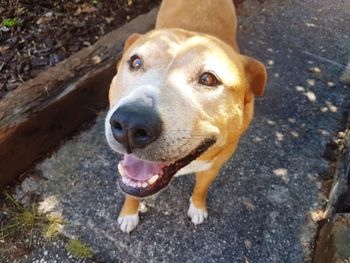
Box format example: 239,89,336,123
0,8,158,187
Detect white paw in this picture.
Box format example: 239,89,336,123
187,199,208,225
117,214,139,234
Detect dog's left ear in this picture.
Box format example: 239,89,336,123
117,33,142,70
242,56,267,96
124,33,142,52
240,56,267,133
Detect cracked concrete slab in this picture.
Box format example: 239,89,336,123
16,0,350,262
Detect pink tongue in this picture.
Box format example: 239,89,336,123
122,154,165,181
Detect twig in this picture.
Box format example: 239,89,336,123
302,51,345,69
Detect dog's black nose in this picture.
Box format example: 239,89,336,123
109,104,162,153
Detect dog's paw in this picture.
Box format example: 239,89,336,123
117,214,139,234
187,199,208,225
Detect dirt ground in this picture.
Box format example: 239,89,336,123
0,0,161,100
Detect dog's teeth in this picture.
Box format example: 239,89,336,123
130,181,137,188
147,174,159,185
118,163,126,177
137,182,142,188
142,182,148,188
122,177,128,183
124,177,132,185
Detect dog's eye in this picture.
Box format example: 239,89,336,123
129,55,143,70
199,72,221,86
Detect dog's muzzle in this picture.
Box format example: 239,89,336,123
107,102,216,198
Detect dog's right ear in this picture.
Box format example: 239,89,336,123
123,33,142,52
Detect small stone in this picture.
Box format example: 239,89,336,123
44,11,54,17
295,85,305,92
105,17,114,23
305,22,316,27
308,67,321,74
276,132,284,141
49,53,65,65
319,129,330,136
307,79,316,86
244,239,252,249
0,26,9,32
338,131,345,138
320,107,328,112
273,168,289,183
36,17,52,25
290,131,299,138
325,101,337,112
305,91,316,102
92,55,102,64
254,136,262,142
242,197,256,211
327,81,335,88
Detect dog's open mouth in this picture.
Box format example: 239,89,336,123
117,137,216,197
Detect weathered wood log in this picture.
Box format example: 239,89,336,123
0,8,158,187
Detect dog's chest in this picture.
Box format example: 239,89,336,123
175,160,213,177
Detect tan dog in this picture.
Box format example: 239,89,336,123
105,0,266,233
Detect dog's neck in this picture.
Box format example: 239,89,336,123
156,0,239,51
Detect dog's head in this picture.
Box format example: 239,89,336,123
105,29,266,197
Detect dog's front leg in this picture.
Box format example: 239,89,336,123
188,165,220,225
118,195,140,233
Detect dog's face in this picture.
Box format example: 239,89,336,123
105,29,266,197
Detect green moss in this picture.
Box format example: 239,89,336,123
1,193,64,248
0,193,41,252
43,214,64,239
66,239,93,259
16,210,36,227
4,194,39,229
2,18,19,27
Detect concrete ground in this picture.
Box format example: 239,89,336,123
15,0,350,262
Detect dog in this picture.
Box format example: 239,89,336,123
105,0,266,233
